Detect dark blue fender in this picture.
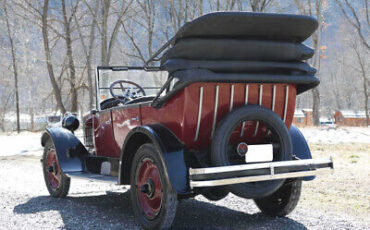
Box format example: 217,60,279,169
120,124,188,194
41,127,88,173
289,125,315,181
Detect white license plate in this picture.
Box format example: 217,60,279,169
245,144,273,163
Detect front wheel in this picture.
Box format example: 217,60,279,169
130,144,178,229
42,140,70,198
254,180,302,217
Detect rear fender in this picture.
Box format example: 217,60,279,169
289,125,314,181
41,127,88,173
120,124,188,194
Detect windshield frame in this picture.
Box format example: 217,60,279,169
95,66,165,111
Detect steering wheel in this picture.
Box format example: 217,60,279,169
109,80,146,104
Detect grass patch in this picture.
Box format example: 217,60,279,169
299,143,370,221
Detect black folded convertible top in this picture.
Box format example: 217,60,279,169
149,12,319,108
162,59,316,75
161,39,314,64
173,12,318,43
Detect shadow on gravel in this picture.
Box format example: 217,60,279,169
173,199,308,229
14,190,307,230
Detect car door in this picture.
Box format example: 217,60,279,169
112,106,141,156
93,109,121,157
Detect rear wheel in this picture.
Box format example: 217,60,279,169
254,179,302,217
211,105,293,199
42,140,70,198
201,187,229,201
130,144,178,229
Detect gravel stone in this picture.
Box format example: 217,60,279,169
0,155,368,230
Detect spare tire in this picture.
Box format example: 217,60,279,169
211,105,293,199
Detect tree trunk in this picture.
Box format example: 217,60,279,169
354,45,370,126
100,0,111,97
364,80,369,126
4,1,20,133
87,0,99,110
198,0,203,16
250,0,272,12
41,0,67,114
75,0,98,110
312,88,321,126
87,26,96,110
312,1,323,126
294,0,323,126
101,0,110,66
30,108,34,131
62,0,78,113
0,93,12,132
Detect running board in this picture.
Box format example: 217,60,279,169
189,157,333,189
67,171,118,184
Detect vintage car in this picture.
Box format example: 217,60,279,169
41,12,333,229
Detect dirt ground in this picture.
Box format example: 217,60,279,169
0,135,369,229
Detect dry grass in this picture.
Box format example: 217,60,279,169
299,143,370,220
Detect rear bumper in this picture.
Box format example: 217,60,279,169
189,157,333,189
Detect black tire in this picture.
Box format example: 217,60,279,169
201,187,229,201
42,140,70,198
254,180,302,217
130,144,178,229
211,105,293,199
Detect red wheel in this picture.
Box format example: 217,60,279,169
42,140,70,197
45,148,61,191
136,158,163,219
130,144,178,229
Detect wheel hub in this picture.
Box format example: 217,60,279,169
45,148,61,190
136,158,163,220
236,142,248,156
140,179,155,198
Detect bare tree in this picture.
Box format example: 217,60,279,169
3,0,21,133
0,84,13,132
75,0,99,110
61,0,80,113
122,0,157,63
294,0,324,126
336,0,370,51
351,41,370,125
84,0,132,96
336,0,369,125
90,0,132,65
41,0,67,114
250,0,274,12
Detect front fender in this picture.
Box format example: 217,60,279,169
41,127,88,173
289,125,314,181
120,124,188,194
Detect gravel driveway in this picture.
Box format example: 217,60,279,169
0,154,368,230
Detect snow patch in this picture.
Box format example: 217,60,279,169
0,132,43,156
299,127,370,144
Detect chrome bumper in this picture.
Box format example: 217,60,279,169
189,157,334,189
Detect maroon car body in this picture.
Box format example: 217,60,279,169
83,82,297,156
40,12,334,229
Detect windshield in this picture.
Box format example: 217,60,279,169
97,68,167,106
